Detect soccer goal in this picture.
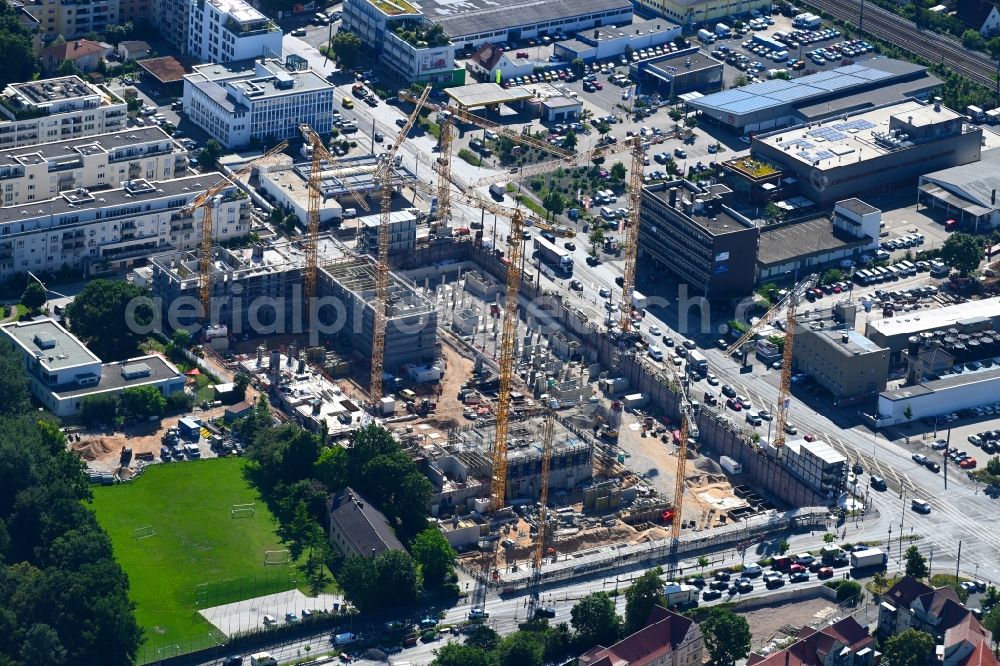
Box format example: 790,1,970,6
231,503,256,519
263,549,290,566
131,525,156,540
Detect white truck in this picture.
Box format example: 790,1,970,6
697,28,716,43
489,183,506,199
333,632,358,646
250,653,278,666
631,290,649,310
715,22,732,37
849,548,887,571
534,235,574,274
662,582,699,607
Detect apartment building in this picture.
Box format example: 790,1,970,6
0,173,249,280
769,438,847,501
579,605,704,666
747,617,875,666
155,0,192,53
119,0,152,23
638,180,759,299
0,127,189,207
0,318,185,417
187,0,282,63
22,0,119,39
0,77,127,151
183,57,334,148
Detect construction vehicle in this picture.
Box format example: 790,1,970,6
367,85,431,404
182,140,288,315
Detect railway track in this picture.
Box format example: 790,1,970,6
801,0,999,92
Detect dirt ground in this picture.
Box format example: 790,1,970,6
739,596,841,652
71,404,230,473
412,341,478,431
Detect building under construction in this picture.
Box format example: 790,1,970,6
420,415,593,516
147,233,438,368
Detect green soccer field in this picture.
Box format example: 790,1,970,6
90,457,296,660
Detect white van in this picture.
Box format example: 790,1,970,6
600,206,616,220
648,346,664,362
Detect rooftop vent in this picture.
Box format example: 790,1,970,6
33,333,56,350
121,362,151,380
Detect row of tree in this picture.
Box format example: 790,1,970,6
0,340,142,664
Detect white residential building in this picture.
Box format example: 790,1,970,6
0,318,185,417
183,57,334,148
0,127,189,207
187,0,283,63
0,173,250,280
0,77,128,151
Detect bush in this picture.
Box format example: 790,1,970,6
457,148,482,166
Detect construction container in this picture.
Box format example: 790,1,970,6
720,456,743,475
622,393,648,411
379,397,396,416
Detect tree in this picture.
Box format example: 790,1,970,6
170,328,191,349
411,527,456,587
496,631,544,666
668,107,684,121
903,404,913,422
904,546,929,579
21,280,47,312
820,268,844,285
0,341,30,418
79,394,119,426
198,139,223,169
104,22,134,46
763,203,785,223
281,500,318,562
562,130,578,151
702,607,752,666
778,539,790,554
338,556,377,612
65,279,154,360
962,29,986,50
0,32,36,89
330,31,363,68
836,580,862,604
732,74,750,87
595,120,611,137
883,629,936,666
624,567,665,634
542,190,566,218
374,549,421,607
610,161,626,181
119,385,167,420
698,555,709,574
981,605,1000,646
432,644,491,666
571,57,586,76
941,232,984,276
571,592,621,649
20,623,67,666
234,372,251,400
57,59,79,76
588,227,605,256
684,115,698,128
465,625,501,652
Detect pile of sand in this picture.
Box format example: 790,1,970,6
72,438,113,461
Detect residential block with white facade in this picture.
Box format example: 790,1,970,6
0,77,127,151
0,127,189,207
187,0,282,63
183,57,334,148
0,173,250,280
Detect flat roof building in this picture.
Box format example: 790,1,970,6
753,99,982,204
794,326,890,404
0,127,189,207
0,173,248,280
553,18,680,63
918,148,1000,232
878,365,1000,426
635,0,770,27
633,49,724,96
1,318,184,417
689,60,941,134
0,77,127,150
865,296,1000,354
187,0,282,64
639,180,760,299
183,57,335,148
767,437,847,500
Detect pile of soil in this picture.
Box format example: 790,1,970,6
71,438,113,461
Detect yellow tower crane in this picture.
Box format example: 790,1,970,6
368,85,431,405
299,124,371,304
528,395,557,616
182,140,288,315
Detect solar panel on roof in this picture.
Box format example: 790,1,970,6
766,86,816,102
852,67,893,81
725,96,776,113
814,150,835,160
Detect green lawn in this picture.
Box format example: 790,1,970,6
90,458,295,656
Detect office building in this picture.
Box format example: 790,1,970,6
0,173,249,280
747,618,875,666
770,438,847,500
756,199,880,281
865,296,1000,354
579,606,704,666
877,365,1000,426
22,0,119,39
187,0,282,64
753,99,983,204
639,180,760,299
633,49,724,96
0,318,185,417
0,127,189,207
380,18,460,85
0,77,127,150
793,327,889,404
343,0,632,54
327,487,405,559
636,0,769,27
183,56,335,148
689,60,941,134
918,148,1000,231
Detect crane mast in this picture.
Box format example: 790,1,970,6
529,398,556,616
619,137,645,333
370,85,431,404
434,115,453,228
773,281,810,450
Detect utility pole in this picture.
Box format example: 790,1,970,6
929,546,934,577
944,428,951,490
859,0,865,32
899,487,906,563
955,541,962,584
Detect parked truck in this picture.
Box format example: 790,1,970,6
715,22,731,37
534,235,574,274
662,582,699,608
631,290,648,310
250,653,278,666
489,183,506,199
697,28,716,43
850,548,887,571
